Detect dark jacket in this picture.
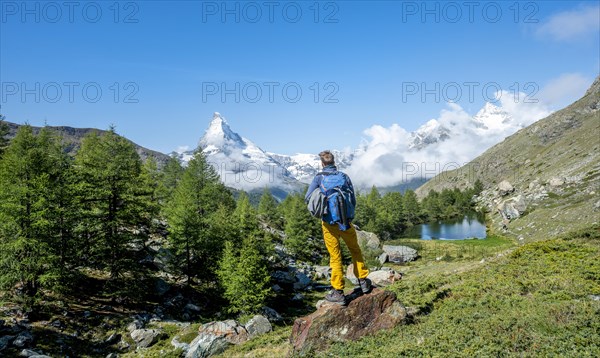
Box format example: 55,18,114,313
305,165,357,223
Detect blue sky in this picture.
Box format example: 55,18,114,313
1,1,598,155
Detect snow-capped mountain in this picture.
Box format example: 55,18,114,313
407,103,514,149
408,119,452,150
472,102,513,131
174,101,533,193
268,150,356,184
175,113,302,196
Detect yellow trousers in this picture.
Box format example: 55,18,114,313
322,222,370,291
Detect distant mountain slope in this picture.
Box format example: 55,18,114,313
416,76,600,241
4,122,171,167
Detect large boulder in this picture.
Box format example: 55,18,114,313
497,194,527,221
382,245,418,263
244,315,272,338
130,328,164,348
498,180,514,196
368,269,403,287
186,333,231,358
185,320,249,358
290,289,408,355
356,230,381,250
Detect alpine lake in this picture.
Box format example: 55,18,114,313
401,211,487,240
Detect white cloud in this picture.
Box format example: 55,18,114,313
175,145,190,153
535,5,600,41
539,73,593,108
347,96,551,189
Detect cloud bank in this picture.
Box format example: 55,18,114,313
346,92,552,188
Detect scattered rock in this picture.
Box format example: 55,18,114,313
186,320,249,358
271,284,283,292
313,266,331,280
291,289,408,355
293,272,312,290
497,194,527,221
19,349,44,357
260,307,283,323
498,180,514,196
106,354,119,358
13,331,33,348
186,332,231,358
244,315,272,338
589,295,600,301
185,303,202,312
0,335,14,351
126,320,143,332
117,338,130,351
271,270,295,284
130,328,164,348
378,252,388,265
292,293,304,301
382,245,418,263
345,265,358,285
356,230,381,250
155,278,171,296
548,177,565,187
367,270,403,286
105,332,120,345
198,320,249,345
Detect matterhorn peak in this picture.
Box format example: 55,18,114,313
199,112,244,150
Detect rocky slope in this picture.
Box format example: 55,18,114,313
4,122,171,167
416,76,600,241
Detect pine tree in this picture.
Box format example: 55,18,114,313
0,126,73,297
164,149,235,285
257,188,281,228
73,128,149,284
379,191,404,239
0,113,9,157
217,236,272,314
402,189,421,226
284,194,320,262
233,192,259,236
158,156,184,206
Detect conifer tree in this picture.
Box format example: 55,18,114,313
233,191,259,236
257,188,281,228
284,194,320,262
0,113,8,157
73,128,149,283
379,191,404,239
164,150,235,285
0,126,73,296
217,236,271,314
158,156,184,206
402,189,421,225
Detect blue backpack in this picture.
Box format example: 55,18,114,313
319,171,355,231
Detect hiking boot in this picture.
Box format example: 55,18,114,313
325,289,346,305
357,278,373,294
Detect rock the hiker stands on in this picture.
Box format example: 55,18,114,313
290,289,409,355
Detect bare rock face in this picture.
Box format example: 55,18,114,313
290,289,408,355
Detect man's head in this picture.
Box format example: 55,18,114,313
319,150,335,167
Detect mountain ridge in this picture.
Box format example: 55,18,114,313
415,76,600,241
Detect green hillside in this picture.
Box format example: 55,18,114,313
417,76,600,242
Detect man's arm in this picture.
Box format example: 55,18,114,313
346,175,357,207
304,175,321,203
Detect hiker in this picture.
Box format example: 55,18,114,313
305,150,372,304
